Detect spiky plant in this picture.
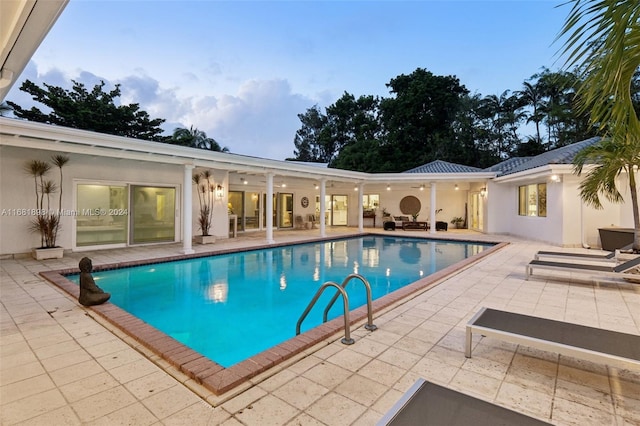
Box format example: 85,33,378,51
192,170,216,236
23,155,69,248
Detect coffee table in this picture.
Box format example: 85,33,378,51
402,221,428,230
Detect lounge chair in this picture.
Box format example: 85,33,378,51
377,379,552,426
466,307,640,372
526,254,640,281
534,243,632,263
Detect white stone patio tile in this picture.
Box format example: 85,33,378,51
58,371,120,403
33,339,82,360
393,335,434,356
306,392,367,426
257,369,299,392
335,373,388,407
370,387,404,418
272,376,328,410
283,354,322,375
87,402,158,426
450,368,501,400
557,363,610,392
0,373,56,404
14,405,81,426
0,350,39,370
221,384,268,414
349,334,389,358
96,347,146,370
552,397,616,426
555,379,614,413
424,344,467,368
163,401,231,426
49,359,105,387
410,357,459,385
0,388,67,425
352,408,385,426
495,381,553,420
108,357,162,384
286,412,325,426
326,348,372,372
0,360,45,385
234,394,299,426
140,383,203,420
376,346,421,370
358,358,405,387
40,348,92,372
302,360,352,389
71,385,137,422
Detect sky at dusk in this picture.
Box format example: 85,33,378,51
7,0,572,160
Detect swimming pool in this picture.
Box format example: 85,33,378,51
67,235,493,368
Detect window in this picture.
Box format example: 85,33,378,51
518,183,546,217
362,194,379,211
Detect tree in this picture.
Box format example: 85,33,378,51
378,68,469,171
291,105,332,162
560,0,640,250
167,126,229,152
7,80,167,141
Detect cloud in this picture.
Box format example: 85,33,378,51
6,63,320,161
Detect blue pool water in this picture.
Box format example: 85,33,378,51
68,236,492,367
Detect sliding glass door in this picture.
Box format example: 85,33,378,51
130,186,176,244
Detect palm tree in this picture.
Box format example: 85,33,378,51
169,126,229,152
560,0,640,250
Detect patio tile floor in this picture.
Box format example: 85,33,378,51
1,228,639,425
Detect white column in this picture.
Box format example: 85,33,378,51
266,172,275,244
430,182,437,235
357,183,364,232
182,164,195,254
320,179,327,238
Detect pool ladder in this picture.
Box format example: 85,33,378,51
296,273,377,345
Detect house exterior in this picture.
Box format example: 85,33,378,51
0,0,632,258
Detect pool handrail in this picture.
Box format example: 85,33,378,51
323,273,377,332
296,281,355,345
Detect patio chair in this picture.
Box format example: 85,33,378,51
526,254,640,281
294,215,306,229
534,243,632,263
377,379,551,426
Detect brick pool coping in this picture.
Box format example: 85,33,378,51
40,235,508,397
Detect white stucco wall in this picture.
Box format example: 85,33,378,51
0,146,185,256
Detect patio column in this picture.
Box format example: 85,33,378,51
266,172,275,244
320,179,327,238
357,183,364,232
430,182,437,235
181,164,195,254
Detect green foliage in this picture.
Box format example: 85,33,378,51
7,80,167,141
23,155,70,248
167,126,229,152
560,0,640,250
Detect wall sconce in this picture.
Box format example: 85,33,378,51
314,184,319,190
480,187,487,197
354,186,359,191
419,184,425,191
215,184,224,198
386,185,391,191
240,177,248,185
550,174,561,183
454,184,459,191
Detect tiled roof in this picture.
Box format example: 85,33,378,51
483,157,532,174
404,160,483,174
497,137,601,176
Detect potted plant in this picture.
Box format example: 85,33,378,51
24,155,69,260
451,216,465,229
193,170,216,244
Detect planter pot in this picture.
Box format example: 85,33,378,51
32,247,64,260
195,235,216,245
598,227,634,251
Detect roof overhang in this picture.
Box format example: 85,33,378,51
492,164,578,184
0,0,69,101
0,117,496,184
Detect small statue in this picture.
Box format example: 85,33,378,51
78,257,110,306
